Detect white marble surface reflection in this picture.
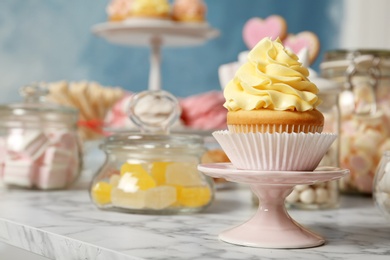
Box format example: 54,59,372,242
0,181,390,259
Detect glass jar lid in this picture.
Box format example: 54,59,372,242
102,90,205,154
101,133,205,153
321,49,390,78
0,83,78,127
320,50,390,116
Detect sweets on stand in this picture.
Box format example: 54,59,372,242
107,0,134,22
131,0,171,19
105,0,211,23
172,0,207,23
198,38,344,249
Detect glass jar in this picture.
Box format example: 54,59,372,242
373,151,390,220
0,84,82,190
90,133,214,214
321,50,390,195
286,74,342,209
90,90,214,214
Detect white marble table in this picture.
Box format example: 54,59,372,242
0,179,390,260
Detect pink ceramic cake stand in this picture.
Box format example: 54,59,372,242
198,163,349,249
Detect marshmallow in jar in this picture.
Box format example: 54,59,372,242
90,90,214,214
0,85,82,190
373,151,390,220
286,69,342,209
321,50,390,195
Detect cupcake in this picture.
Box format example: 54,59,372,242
131,0,171,19
214,38,336,171
172,0,207,23
224,37,323,133
106,0,134,22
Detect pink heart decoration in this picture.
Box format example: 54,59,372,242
283,31,320,64
242,15,287,49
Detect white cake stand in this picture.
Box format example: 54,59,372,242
198,163,349,249
92,20,220,91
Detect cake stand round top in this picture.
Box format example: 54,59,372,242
92,19,220,47
198,163,349,185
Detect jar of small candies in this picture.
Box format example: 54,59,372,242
286,73,342,209
90,90,214,214
0,84,82,190
321,50,390,194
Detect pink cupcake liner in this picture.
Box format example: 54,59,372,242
212,130,337,171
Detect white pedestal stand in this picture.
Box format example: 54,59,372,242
92,20,220,91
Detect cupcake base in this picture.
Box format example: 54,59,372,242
213,131,337,171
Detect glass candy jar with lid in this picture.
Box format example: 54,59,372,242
0,84,82,190
90,90,214,214
321,50,390,194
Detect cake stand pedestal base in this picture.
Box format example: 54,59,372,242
220,184,324,248
198,163,349,249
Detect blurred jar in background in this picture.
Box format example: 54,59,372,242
0,84,82,190
286,72,342,209
321,50,390,195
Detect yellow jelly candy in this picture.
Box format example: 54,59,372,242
120,163,156,191
165,162,203,186
111,188,146,209
145,186,177,210
109,174,121,187
177,186,212,208
151,162,171,185
120,163,148,176
91,182,112,205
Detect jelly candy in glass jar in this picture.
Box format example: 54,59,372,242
90,90,214,214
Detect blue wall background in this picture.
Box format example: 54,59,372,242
0,0,343,103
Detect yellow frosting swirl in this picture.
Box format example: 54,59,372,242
223,38,320,112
